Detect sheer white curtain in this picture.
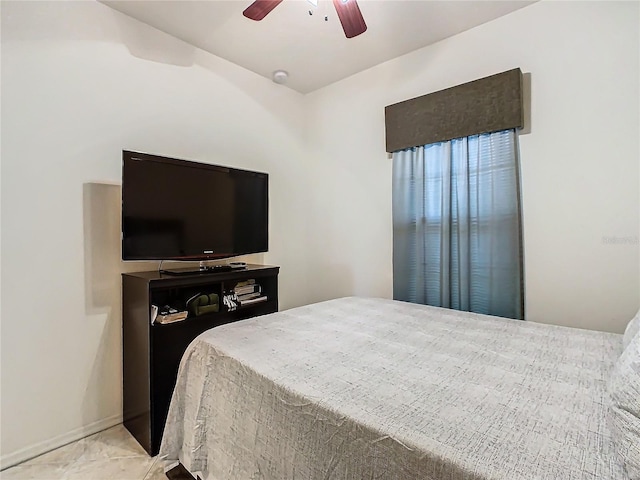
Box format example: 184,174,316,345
392,129,523,320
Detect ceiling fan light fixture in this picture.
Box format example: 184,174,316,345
272,70,289,84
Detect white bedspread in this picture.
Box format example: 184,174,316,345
160,297,625,480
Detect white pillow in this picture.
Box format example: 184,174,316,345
623,309,640,350
609,327,640,479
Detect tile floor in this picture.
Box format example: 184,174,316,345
1,425,166,480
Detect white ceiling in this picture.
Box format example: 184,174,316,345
102,0,534,94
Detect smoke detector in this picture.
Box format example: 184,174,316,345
272,70,289,85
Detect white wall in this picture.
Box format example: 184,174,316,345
1,0,310,467
303,0,639,333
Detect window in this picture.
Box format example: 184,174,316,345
392,129,523,320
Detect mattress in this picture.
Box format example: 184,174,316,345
159,297,625,480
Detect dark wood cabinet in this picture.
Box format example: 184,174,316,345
122,264,279,455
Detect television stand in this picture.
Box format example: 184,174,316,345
122,264,279,456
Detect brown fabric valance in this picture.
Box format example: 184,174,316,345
384,68,523,153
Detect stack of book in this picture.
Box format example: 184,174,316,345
234,279,267,307
151,304,188,325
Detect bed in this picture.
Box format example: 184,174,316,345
159,296,639,480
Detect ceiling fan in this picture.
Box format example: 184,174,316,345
242,0,367,39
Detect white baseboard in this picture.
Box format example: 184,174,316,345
0,414,123,471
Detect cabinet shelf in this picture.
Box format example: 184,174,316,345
122,264,279,455
152,299,277,328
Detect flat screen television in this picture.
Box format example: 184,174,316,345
122,150,268,263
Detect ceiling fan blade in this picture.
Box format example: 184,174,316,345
332,0,367,38
243,0,284,21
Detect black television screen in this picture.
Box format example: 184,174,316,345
122,150,268,261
